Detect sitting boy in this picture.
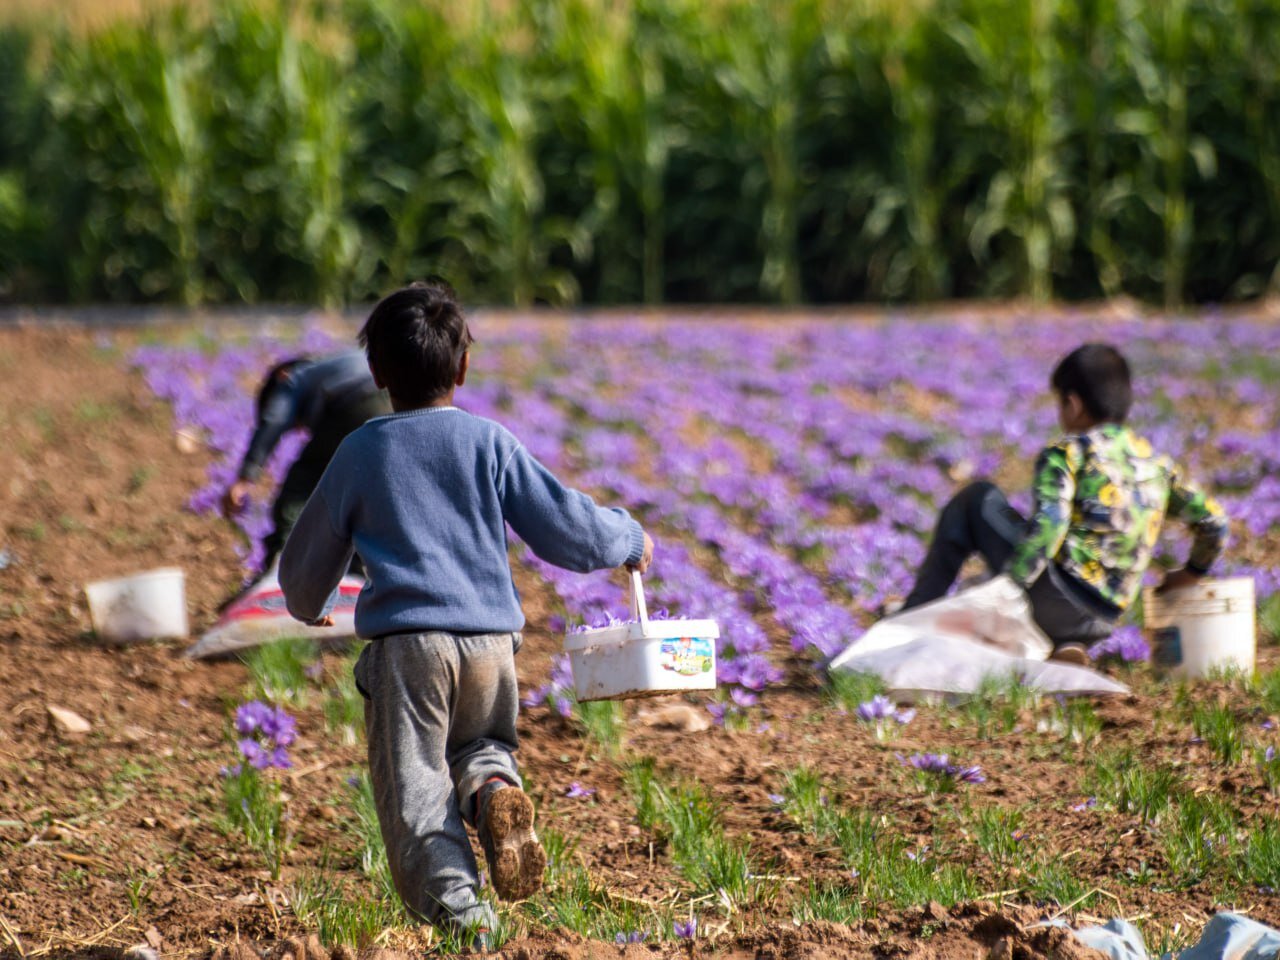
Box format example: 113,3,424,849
279,281,653,945
902,342,1228,664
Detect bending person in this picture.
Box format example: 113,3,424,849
223,351,390,572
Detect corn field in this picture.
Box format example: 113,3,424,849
1,0,1279,307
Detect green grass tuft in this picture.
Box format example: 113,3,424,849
1256,667,1280,715
1238,817,1280,890
574,699,625,757
1257,744,1280,795
291,869,404,950
1026,859,1095,908
525,858,674,943
957,674,1038,740
791,881,863,924
220,764,292,881
1162,792,1238,887
623,758,766,905
1087,750,1181,823
1047,697,1103,748
323,647,366,745
865,837,978,908
1190,702,1245,765
346,770,397,901
241,636,319,707
779,766,829,832
826,670,886,713
971,805,1030,876
1260,595,1280,646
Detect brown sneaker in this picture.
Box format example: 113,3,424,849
1050,642,1090,667
480,786,546,901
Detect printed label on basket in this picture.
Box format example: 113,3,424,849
1154,626,1183,667
659,637,715,677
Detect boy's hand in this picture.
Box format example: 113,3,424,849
626,533,654,574
1156,568,1202,594
222,479,254,516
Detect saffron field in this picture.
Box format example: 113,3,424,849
2,309,1280,958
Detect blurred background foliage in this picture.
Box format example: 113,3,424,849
1,0,1278,307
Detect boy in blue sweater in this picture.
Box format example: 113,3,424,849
279,281,653,945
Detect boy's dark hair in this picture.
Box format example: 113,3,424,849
257,357,308,413
1050,343,1132,423
358,279,473,407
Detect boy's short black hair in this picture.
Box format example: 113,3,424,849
257,357,308,413
358,279,473,407
1050,343,1132,423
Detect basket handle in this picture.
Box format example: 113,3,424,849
629,570,650,628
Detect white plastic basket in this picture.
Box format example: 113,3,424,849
85,567,189,644
563,572,719,702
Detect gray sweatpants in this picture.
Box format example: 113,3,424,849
353,631,523,928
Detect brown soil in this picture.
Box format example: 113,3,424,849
1,324,1277,960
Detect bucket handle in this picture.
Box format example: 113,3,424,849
629,571,650,629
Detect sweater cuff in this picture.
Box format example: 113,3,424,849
624,521,647,567
1185,559,1212,576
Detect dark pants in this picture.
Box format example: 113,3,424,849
903,482,1117,646
262,392,389,571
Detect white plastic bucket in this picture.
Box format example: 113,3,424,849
563,572,718,702
1143,576,1255,679
85,567,189,644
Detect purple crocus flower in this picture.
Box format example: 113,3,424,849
859,696,915,740
901,752,984,787
1088,625,1151,663
565,782,595,799
238,738,271,770
235,701,273,736
269,745,293,769
674,918,697,940
906,752,953,774
857,695,896,722
234,701,296,770
258,708,297,747
730,687,759,708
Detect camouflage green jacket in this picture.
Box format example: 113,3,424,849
1005,423,1228,612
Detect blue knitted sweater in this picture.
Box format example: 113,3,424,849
279,407,646,637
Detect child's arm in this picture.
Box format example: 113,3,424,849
1158,462,1228,590
1004,440,1080,591
278,486,354,625
500,444,648,572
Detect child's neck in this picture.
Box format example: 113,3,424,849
391,390,456,414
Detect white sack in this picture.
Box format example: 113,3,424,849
185,566,362,659
828,576,1128,700
831,575,1053,666
831,635,1129,702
